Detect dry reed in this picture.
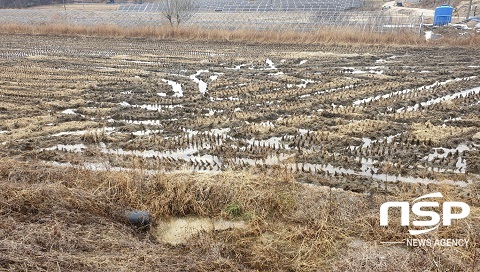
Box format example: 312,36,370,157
0,23,431,46
2,22,478,47
0,159,478,271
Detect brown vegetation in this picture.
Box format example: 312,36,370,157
0,159,479,271
0,22,479,47
0,23,433,46
0,32,479,271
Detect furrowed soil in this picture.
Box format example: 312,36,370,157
0,34,479,271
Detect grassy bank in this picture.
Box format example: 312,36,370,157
0,23,429,46
0,159,478,271
1,23,479,47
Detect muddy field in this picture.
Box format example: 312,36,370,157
1,34,480,271
0,34,479,192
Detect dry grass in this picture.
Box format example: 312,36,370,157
0,23,429,46
410,122,476,145
0,159,479,271
30,3,119,11
0,22,478,47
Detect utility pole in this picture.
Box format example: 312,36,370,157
466,0,473,20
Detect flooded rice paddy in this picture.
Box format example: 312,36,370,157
0,34,479,193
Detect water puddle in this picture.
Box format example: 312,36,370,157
353,76,477,106
131,104,184,111
182,128,199,137
444,117,462,123
61,109,76,115
43,146,469,187
350,133,401,151
208,128,230,136
422,144,470,173
132,129,162,136
401,85,480,112
161,79,183,97
297,79,314,88
294,162,467,187
102,144,222,167
225,64,248,70
190,70,209,95
122,119,163,126
244,136,287,150
265,58,277,70
153,216,247,245
298,129,313,135
51,127,115,137
342,67,366,74
44,144,86,153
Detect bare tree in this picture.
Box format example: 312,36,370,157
163,0,196,27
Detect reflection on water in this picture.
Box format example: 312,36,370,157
43,141,468,187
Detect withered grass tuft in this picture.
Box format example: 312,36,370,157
0,159,478,271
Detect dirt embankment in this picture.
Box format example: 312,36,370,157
1,160,479,271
